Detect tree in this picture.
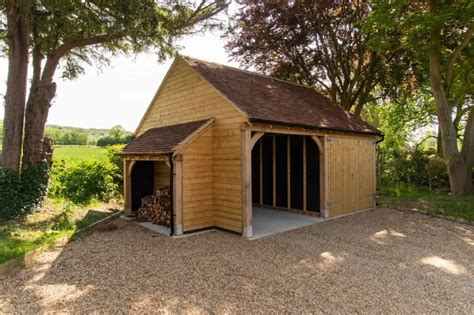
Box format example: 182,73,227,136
1,1,29,171
226,0,407,115
96,125,131,146
1,0,228,172
61,130,88,145
109,125,127,140
365,0,473,194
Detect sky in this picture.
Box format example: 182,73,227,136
0,19,239,132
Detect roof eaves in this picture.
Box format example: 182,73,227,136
116,150,173,156
248,117,383,136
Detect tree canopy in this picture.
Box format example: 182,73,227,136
226,0,408,115
0,0,228,171
365,0,473,194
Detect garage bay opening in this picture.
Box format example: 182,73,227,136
251,134,321,214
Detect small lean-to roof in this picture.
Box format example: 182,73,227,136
182,56,381,135
119,119,213,155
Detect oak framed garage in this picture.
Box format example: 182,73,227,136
119,55,382,238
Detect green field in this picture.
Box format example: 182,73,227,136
53,145,107,160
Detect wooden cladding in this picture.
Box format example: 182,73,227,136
125,56,378,237
326,136,376,217
136,58,246,233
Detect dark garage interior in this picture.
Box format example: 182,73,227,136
252,134,320,214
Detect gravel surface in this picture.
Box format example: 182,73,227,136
1,208,473,314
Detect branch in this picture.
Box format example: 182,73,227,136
41,33,124,81
175,1,228,32
446,22,473,91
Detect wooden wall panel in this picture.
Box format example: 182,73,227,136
136,58,246,233
326,136,376,217
154,161,170,190
181,127,213,231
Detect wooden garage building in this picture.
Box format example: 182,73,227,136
118,55,382,237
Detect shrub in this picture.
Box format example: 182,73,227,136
19,161,50,213
106,144,125,192
0,161,50,221
425,156,449,191
0,168,21,220
52,159,120,204
377,145,450,191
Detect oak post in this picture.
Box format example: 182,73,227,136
173,154,183,235
303,137,307,211
241,129,253,237
272,135,276,207
287,135,291,209
123,159,132,215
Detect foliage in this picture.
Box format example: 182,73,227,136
58,130,88,145
364,0,474,194
378,146,449,191
19,161,50,214
96,125,131,146
0,161,50,221
106,144,125,175
106,144,125,193
43,123,130,145
0,168,20,220
1,0,229,174
365,97,449,191
49,159,120,204
226,0,408,115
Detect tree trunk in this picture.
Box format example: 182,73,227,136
22,79,57,169
1,1,29,171
461,107,474,193
436,125,443,157
429,27,470,195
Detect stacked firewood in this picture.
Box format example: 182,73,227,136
137,186,171,227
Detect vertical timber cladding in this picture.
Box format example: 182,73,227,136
154,161,170,190
137,58,247,233
180,127,213,231
326,135,376,217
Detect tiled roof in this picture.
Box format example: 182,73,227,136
183,56,381,135
119,119,212,155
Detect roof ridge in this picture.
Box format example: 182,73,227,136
180,55,319,92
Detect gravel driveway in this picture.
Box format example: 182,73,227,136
1,208,473,314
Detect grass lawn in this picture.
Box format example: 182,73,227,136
53,145,107,161
0,199,120,265
378,185,474,222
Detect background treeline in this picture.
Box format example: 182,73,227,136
0,121,132,147
45,124,132,146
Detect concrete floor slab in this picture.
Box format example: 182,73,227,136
137,222,171,236
251,207,323,240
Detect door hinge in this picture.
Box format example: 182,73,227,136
327,198,341,206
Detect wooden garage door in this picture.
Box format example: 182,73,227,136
326,136,376,217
